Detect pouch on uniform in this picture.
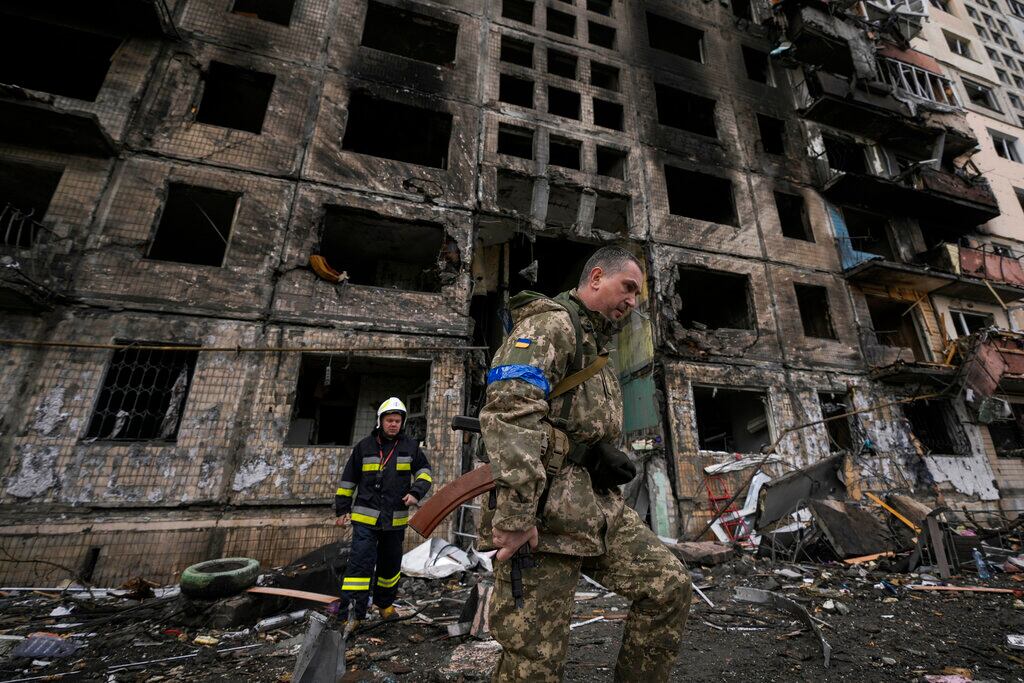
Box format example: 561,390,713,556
587,442,637,489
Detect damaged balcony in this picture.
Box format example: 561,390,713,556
778,4,860,77
0,92,116,157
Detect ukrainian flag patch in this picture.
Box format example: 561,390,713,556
514,338,532,348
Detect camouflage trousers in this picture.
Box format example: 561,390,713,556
489,506,691,682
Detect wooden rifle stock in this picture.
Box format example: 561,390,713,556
410,465,494,538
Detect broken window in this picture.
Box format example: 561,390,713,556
587,0,613,16
588,21,616,48
865,296,927,359
547,184,581,228
676,267,752,330
499,74,535,109
964,78,1000,111
987,403,1024,457
548,86,581,119
654,84,717,137
774,191,814,242
903,399,968,454
596,146,627,179
0,161,63,248
319,207,450,292
590,61,620,90
342,92,453,168
360,2,459,66
741,46,773,85
992,131,1022,161
287,355,430,447
731,0,753,20
592,193,629,236
148,184,239,267
549,135,581,169
86,344,198,442
950,309,994,336
646,12,704,63
497,123,534,159
196,62,276,134
547,7,576,36
757,114,786,154
502,0,534,24
945,31,973,58
692,386,770,453
507,233,596,294
822,135,868,174
794,284,837,339
547,49,578,79
593,97,623,130
819,392,853,453
500,36,534,67
664,166,737,226
497,170,534,215
0,14,121,101
232,0,295,25
842,206,894,259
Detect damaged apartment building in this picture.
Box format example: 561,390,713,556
1,0,1023,585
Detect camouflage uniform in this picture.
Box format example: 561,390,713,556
480,291,691,682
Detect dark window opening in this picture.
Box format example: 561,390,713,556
794,283,837,339
664,166,737,226
587,0,613,16
497,123,533,159
693,386,770,453
596,146,627,179
86,344,198,442
548,49,578,79
507,233,596,294
741,46,773,84
774,191,814,242
919,219,970,251
148,183,238,267
593,97,623,130
590,61,620,90
548,86,581,119
865,296,927,360
964,78,1000,111
320,207,450,292
503,0,534,24
342,92,453,168
547,184,581,228
823,135,867,174
500,35,534,67
731,0,753,20
676,267,752,330
80,547,101,584
655,83,717,137
232,0,295,26
757,113,786,154
196,62,275,134
500,73,535,108
988,403,1024,457
287,355,430,447
549,135,581,169
0,14,121,101
842,207,894,259
497,170,534,215
951,309,994,337
903,399,967,454
360,1,459,66
646,12,704,63
819,392,853,452
547,7,576,36
0,161,63,249
592,192,629,235
588,21,616,48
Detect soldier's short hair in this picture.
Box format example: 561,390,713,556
577,246,642,287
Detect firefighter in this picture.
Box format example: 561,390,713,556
334,397,432,633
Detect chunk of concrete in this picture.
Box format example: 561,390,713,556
667,541,735,566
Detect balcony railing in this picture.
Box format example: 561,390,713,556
0,203,49,250
926,243,1024,288
876,57,962,109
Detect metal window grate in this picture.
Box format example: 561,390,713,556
0,204,47,248
86,344,198,441
876,57,962,109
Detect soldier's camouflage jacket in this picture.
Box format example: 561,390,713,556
479,290,625,556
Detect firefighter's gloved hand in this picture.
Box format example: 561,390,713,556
588,442,637,489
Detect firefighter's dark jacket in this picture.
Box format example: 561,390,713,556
334,430,432,529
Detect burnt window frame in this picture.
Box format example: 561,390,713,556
195,61,276,135
359,1,460,66
231,0,296,26
903,398,970,455
146,182,240,268
793,283,838,340
676,266,754,331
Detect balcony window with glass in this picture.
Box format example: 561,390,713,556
945,32,973,58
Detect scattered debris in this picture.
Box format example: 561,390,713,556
734,587,832,668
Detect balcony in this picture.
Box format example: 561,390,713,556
862,0,928,41
923,243,1024,302
0,204,66,311
2,1,177,38
783,6,860,77
0,87,117,157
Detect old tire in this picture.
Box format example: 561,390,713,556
180,557,260,600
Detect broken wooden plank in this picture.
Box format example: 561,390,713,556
926,516,951,579
908,585,1018,594
842,551,896,565
865,492,922,533
247,587,340,604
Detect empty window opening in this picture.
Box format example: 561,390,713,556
80,547,102,584
731,0,753,20
547,184,581,228
497,170,534,215
944,31,972,58
593,97,623,130
148,184,238,267
992,131,1022,162
549,135,581,169
741,46,773,84
502,0,534,24
499,73,535,108
964,78,1000,111
547,7,576,36
592,192,629,236
842,206,894,259
232,0,295,25
590,61,620,90
507,233,596,294
588,21,616,48
655,84,717,137
501,35,534,67
360,1,459,66
498,123,534,159
320,207,451,292
664,166,737,226
774,191,814,242
596,146,627,179
342,92,453,168
0,14,121,101
548,49,578,79
646,12,704,63
950,309,994,336
794,284,836,339
196,62,275,134
287,355,430,447
676,267,752,330
903,399,967,454
587,0,613,16
86,344,198,442
0,161,63,248
822,135,867,174
548,86,581,119
819,392,853,452
757,113,785,154
865,296,927,360
987,403,1024,457
693,386,770,453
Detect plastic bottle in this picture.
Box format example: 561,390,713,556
972,547,992,580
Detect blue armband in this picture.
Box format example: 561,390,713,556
487,364,551,398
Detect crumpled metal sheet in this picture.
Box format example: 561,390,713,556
734,587,831,667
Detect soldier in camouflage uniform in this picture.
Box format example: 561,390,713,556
479,246,692,682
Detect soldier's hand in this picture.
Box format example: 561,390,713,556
335,514,351,527
493,526,539,562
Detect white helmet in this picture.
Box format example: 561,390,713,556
376,397,407,429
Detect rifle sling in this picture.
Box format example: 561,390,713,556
549,353,608,400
